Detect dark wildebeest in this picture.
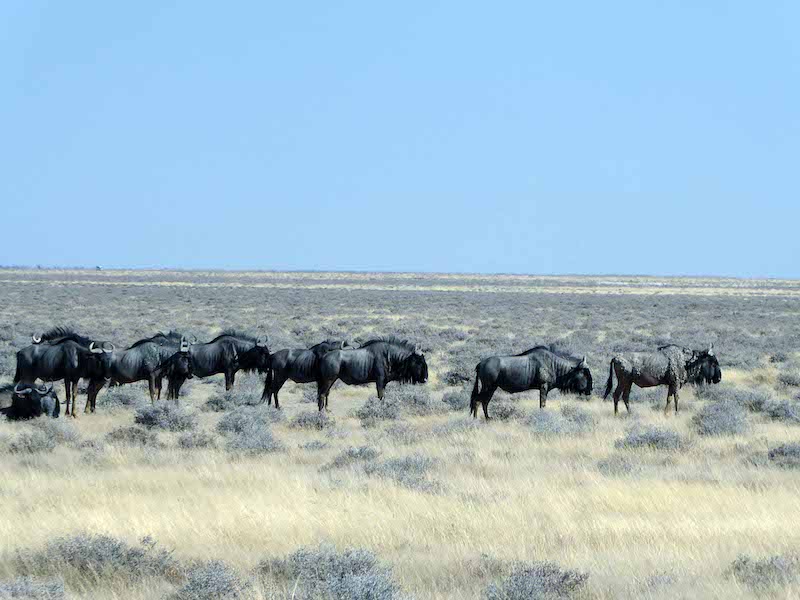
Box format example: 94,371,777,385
168,330,270,397
15,328,114,418
1,383,60,420
470,346,593,419
261,340,350,408
316,338,428,411
86,332,193,410
603,344,720,414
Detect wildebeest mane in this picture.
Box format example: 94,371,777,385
39,326,91,346
517,345,584,363
360,336,416,356
128,330,184,349
210,329,259,344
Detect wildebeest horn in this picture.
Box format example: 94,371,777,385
13,383,32,395
180,337,189,352
579,356,587,368
190,334,198,344
708,344,714,356
32,334,42,344
102,341,115,353
89,342,103,354
36,382,53,394
414,345,423,355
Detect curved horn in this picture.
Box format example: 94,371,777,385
13,383,32,395
103,341,115,353
579,355,587,368
708,344,714,356
190,334,198,344
32,334,42,344
180,337,190,352
89,342,102,354
414,345,423,356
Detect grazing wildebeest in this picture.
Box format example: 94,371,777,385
470,346,593,419
603,344,720,414
316,338,428,411
15,328,114,418
168,330,270,397
261,340,350,408
1,383,60,420
86,332,193,410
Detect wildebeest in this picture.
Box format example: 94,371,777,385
316,337,428,411
261,340,350,408
87,332,193,410
1,383,60,420
168,330,270,397
14,327,114,418
470,346,593,419
603,344,720,414
658,344,722,386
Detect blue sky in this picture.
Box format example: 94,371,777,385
2,2,798,277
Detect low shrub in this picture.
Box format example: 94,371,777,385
381,423,422,445
727,553,799,590
8,431,57,454
762,399,800,424
258,543,405,600
170,560,251,600
767,443,800,469
778,370,800,388
14,534,179,585
615,426,688,451
290,410,336,431
524,405,595,437
28,419,80,446
490,401,525,422
217,406,284,436
355,396,402,428
299,440,329,451
135,403,197,432
365,454,440,493
96,385,144,409
225,428,283,456
0,576,65,599
383,386,444,416
203,387,261,412
323,446,380,471
484,560,589,600
432,418,481,436
105,426,161,448
692,402,749,436
178,430,217,450
442,387,471,412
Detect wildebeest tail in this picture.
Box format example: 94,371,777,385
603,360,614,399
470,365,481,414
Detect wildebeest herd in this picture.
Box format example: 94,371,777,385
4,326,722,421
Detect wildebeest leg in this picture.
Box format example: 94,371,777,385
317,380,334,412
148,376,157,404
376,378,386,400
224,371,234,391
63,380,71,416
155,377,163,401
612,377,624,414
267,375,287,408
622,380,633,413
664,385,674,414
539,387,548,409
674,388,680,414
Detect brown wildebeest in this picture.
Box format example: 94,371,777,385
603,344,718,414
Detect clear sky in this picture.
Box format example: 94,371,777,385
2,2,798,277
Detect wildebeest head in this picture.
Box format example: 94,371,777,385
6,383,60,419
163,349,194,380
87,341,115,379
688,345,721,385
239,336,270,373
404,347,429,384
562,357,593,396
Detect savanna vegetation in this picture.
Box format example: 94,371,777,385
1,269,800,599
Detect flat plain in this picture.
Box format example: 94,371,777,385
1,269,800,599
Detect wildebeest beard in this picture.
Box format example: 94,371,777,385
561,367,592,395
392,353,428,384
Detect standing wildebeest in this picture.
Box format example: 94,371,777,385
603,344,720,414
261,340,350,408
14,327,114,417
470,346,593,419
86,332,193,410
168,330,270,397
316,338,428,411
1,383,60,420
657,344,722,386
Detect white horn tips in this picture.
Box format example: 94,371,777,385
32,334,42,343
